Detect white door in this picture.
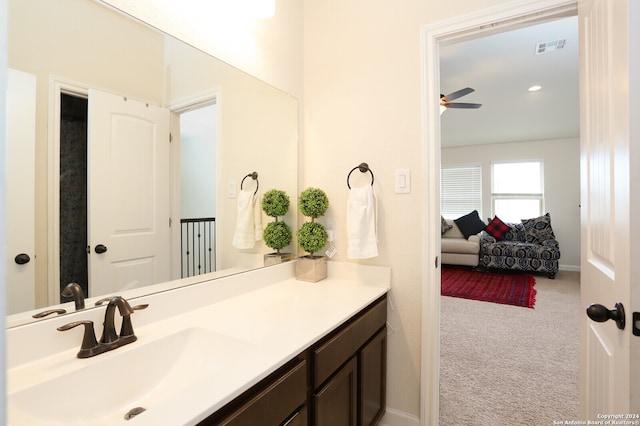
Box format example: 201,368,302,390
87,89,170,296
6,68,36,314
580,0,640,418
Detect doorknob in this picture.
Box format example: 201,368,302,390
14,253,31,265
94,244,108,254
586,302,625,330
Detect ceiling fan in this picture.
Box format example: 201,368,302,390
440,87,482,111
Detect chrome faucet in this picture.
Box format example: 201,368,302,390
57,296,148,359
61,282,85,310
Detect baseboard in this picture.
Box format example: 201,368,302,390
559,264,581,272
379,407,420,426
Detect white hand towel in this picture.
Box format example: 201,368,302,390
232,190,263,249
347,185,378,259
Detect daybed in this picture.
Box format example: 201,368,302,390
480,213,561,278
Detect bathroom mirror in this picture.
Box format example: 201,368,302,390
6,0,298,326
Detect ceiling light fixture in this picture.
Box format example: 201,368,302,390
528,85,542,92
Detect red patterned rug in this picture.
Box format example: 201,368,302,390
441,267,537,308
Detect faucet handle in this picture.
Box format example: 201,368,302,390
94,296,112,306
132,304,149,311
32,308,67,318
120,304,149,338
57,320,99,358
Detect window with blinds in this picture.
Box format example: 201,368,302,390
440,164,482,219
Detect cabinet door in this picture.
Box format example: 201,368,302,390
360,328,387,426
314,357,357,426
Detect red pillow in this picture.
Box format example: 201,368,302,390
486,216,510,240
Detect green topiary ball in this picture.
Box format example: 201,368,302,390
298,187,329,219
296,222,328,255
262,189,290,218
263,221,292,251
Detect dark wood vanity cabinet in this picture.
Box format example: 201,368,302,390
199,295,387,426
312,296,387,426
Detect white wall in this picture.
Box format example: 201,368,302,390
302,0,535,419
442,138,581,270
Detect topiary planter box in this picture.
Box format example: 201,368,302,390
263,252,295,266
294,255,327,282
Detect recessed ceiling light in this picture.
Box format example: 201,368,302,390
528,85,542,92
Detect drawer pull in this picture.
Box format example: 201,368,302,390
282,408,302,426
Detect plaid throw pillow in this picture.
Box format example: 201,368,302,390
486,216,510,240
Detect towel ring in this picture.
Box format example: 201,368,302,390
241,171,259,195
347,163,374,189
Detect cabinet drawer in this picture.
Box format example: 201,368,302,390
214,360,308,426
313,297,386,387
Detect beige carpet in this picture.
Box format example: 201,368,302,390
439,270,580,425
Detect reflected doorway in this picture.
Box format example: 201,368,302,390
59,93,89,301
178,104,217,278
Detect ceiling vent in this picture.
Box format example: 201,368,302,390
535,39,566,54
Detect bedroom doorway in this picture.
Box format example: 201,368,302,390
420,1,580,424
437,16,581,425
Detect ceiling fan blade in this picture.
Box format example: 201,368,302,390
445,102,482,109
443,87,475,102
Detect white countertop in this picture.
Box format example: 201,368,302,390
6,261,390,425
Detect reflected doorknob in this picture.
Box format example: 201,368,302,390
14,253,31,265
586,302,626,330
94,244,108,254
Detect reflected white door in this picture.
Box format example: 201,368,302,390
88,89,170,296
579,0,640,417
6,68,36,314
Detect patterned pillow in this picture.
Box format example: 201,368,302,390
486,216,510,240
441,216,453,236
521,213,555,244
454,210,486,239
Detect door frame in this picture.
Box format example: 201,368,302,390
168,87,222,280
419,0,577,424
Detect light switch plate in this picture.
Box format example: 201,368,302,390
228,181,237,198
395,169,411,194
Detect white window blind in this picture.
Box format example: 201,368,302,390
440,164,482,218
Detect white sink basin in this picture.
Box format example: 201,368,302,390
8,327,255,425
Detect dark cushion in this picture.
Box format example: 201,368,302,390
441,216,452,236
521,213,555,244
486,216,510,240
454,210,486,239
